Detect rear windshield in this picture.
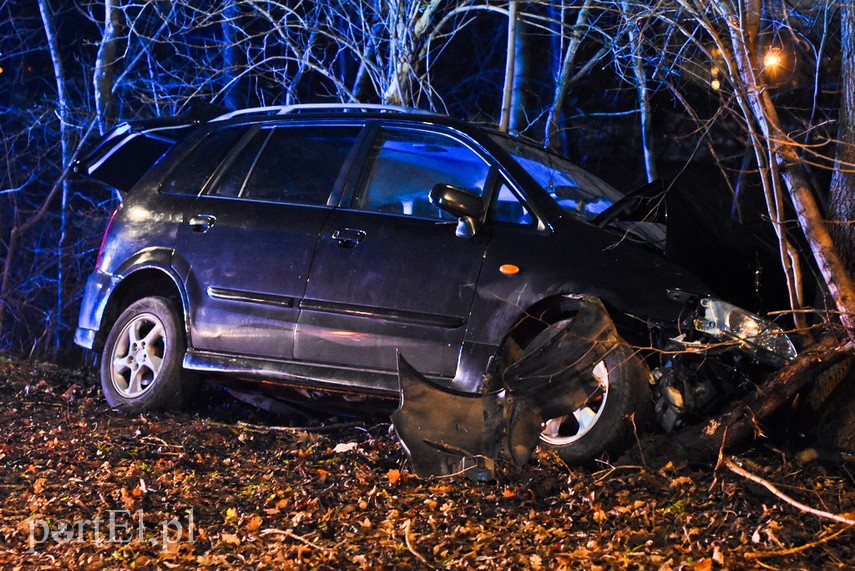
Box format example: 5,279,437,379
77,126,187,194
92,134,175,192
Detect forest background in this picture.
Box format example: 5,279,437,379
1,0,853,361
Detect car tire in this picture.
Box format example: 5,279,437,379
537,342,652,466
100,296,193,413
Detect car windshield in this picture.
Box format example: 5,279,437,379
491,136,625,223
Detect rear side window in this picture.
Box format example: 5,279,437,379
160,126,247,195
208,126,361,206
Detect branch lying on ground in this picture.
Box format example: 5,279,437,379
744,526,852,560
720,456,855,526
203,419,365,434
635,334,853,465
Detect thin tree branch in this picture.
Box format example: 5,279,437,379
722,456,855,526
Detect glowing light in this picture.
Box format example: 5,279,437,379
711,79,721,90
499,264,520,275
127,206,150,222
763,49,783,70
0,66,4,75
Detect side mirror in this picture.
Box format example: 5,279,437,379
429,184,483,237
429,184,483,218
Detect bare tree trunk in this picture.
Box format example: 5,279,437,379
830,5,855,278
508,3,530,133
718,0,855,338
382,0,442,106
94,0,122,134
38,0,71,354
545,1,591,149
221,0,244,110
499,0,517,132
622,0,657,182
736,49,855,339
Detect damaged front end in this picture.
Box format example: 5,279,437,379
391,295,623,480
392,292,798,479
653,292,797,433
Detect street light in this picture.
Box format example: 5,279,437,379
763,49,783,71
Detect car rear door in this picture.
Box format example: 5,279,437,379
295,125,494,379
170,122,363,360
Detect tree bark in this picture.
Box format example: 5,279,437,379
830,5,855,278
499,0,518,132
382,0,442,106
622,0,657,182
221,0,244,110
545,1,591,149
38,0,71,353
725,0,855,339
94,0,122,134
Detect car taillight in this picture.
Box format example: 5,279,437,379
95,209,118,269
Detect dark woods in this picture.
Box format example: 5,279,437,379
1,1,853,359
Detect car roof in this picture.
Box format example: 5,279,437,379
206,103,499,137
210,103,445,122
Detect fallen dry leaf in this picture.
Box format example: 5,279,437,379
0,358,850,570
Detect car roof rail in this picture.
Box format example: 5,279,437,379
210,103,438,122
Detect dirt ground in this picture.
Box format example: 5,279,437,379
0,358,852,570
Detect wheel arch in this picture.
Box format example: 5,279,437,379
484,292,649,386
502,293,634,347
94,267,188,352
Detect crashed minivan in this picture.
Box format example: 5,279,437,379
74,104,797,478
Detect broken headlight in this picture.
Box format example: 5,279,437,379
694,298,797,365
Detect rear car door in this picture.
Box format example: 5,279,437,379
295,126,494,379
170,122,362,360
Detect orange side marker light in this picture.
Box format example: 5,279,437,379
499,264,520,275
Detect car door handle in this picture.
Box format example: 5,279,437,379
188,214,216,233
331,228,366,248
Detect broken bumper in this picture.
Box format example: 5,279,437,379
391,295,623,479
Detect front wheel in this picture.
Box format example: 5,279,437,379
100,296,193,413
539,343,652,466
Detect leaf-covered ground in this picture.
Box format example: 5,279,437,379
0,358,852,570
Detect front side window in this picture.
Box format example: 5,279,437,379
491,183,534,225
209,126,360,205
354,129,491,220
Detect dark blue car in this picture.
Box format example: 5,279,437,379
75,104,796,477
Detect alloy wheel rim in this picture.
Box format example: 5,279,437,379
110,313,167,398
540,360,609,446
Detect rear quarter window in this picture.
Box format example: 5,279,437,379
160,126,247,196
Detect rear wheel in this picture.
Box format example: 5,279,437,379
100,296,193,413
538,343,651,466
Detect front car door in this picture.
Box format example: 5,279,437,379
296,125,494,383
